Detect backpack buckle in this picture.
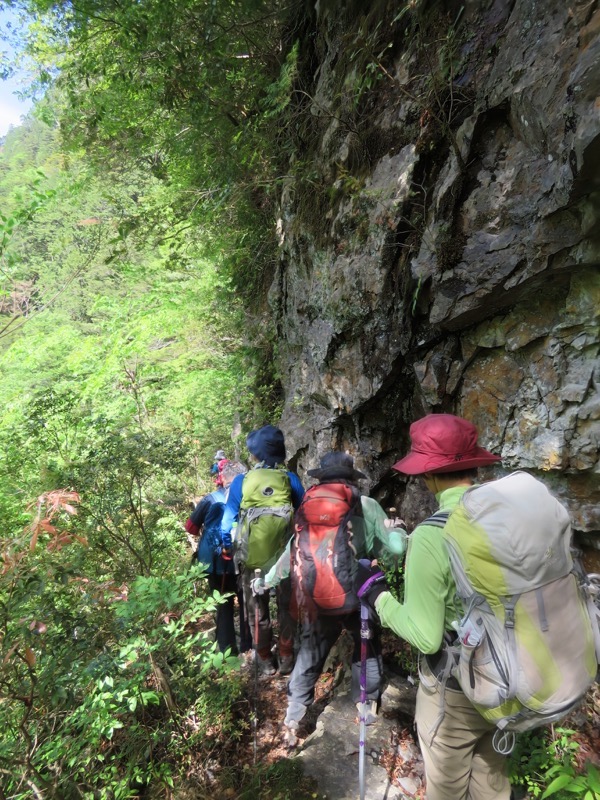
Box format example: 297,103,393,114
504,605,516,629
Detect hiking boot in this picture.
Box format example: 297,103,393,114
282,720,299,749
256,654,276,676
278,655,294,676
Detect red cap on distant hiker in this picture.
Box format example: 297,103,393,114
392,414,501,475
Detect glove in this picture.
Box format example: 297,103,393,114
250,576,267,596
355,559,389,610
383,516,406,530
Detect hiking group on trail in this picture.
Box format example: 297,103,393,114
252,450,407,746
185,416,600,800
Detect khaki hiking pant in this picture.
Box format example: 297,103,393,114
416,661,511,800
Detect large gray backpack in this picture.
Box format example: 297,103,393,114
430,472,600,747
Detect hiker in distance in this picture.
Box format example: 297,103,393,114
252,451,408,746
186,459,250,654
357,414,509,800
210,449,227,482
220,425,304,676
184,450,227,553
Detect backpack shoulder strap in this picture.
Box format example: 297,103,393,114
422,510,451,528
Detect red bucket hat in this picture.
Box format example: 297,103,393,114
392,414,501,475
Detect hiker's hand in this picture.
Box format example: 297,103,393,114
251,576,267,596
384,516,405,530
355,559,389,610
217,546,232,561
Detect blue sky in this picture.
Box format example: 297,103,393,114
0,72,33,135
0,4,34,136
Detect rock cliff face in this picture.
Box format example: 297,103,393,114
271,0,599,542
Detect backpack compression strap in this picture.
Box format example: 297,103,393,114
419,508,455,746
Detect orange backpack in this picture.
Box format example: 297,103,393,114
291,483,361,618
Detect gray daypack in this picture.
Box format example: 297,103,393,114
427,472,600,749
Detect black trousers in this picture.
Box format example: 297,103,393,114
207,572,251,654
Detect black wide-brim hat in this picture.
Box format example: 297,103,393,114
307,451,367,482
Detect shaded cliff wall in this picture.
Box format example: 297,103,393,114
270,0,600,540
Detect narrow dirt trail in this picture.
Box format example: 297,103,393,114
235,635,600,800
235,631,425,799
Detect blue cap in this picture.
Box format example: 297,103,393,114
246,425,286,467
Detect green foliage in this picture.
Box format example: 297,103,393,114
410,275,423,316
347,18,391,103
0,112,274,518
343,1,471,169
0,492,244,799
0,44,283,797
0,171,55,256
509,728,600,800
13,0,297,302
0,4,597,799
542,763,600,800
378,557,420,677
230,759,318,800
262,40,299,119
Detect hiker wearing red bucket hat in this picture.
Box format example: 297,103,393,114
355,414,509,800
392,414,502,475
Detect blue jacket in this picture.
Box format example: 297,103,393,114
190,488,234,575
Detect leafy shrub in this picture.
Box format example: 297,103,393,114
228,758,319,800
0,492,243,799
509,727,600,800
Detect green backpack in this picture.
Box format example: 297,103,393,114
431,471,600,747
234,467,293,571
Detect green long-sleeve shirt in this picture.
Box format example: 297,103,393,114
375,485,467,655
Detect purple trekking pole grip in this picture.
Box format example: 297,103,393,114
357,558,385,600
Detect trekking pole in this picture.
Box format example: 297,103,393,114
253,568,261,766
359,601,370,800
